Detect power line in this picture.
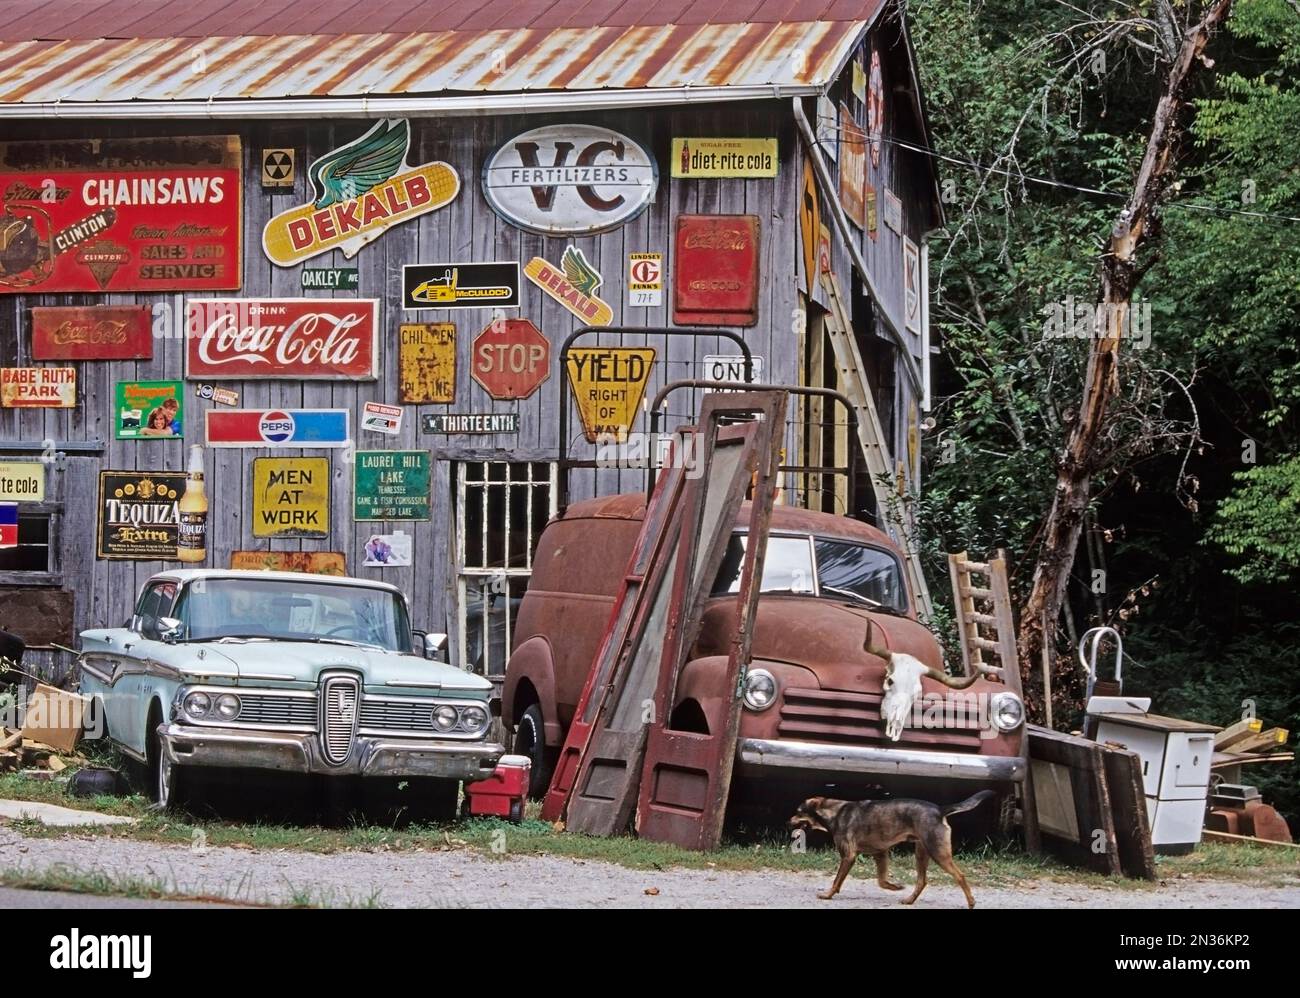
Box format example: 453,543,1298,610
813,115,1300,224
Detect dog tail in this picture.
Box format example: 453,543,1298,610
941,789,996,818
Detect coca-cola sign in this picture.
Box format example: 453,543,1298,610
185,298,379,380
31,306,153,361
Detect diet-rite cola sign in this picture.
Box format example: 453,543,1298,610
186,299,379,380
482,124,656,236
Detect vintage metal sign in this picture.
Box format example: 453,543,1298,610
866,182,878,240
363,530,413,567
96,471,186,560
402,262,519,310
186,298,379,380
672,215,760,327
471,319,550,400
628,252,663,307
852,57,867,103
1,367,75,407
483,124,656,236
701,353,763,389
261,148,294,188
251,457,328,538
398,323,455,404
205,409,350,448
422,413,519,434
361,401,403,435
883,188,903,233
231,550,345,575
0,503,15,549
31,305,152,360
903,236,922,334
799,157,820,295
524,248,613,326
670,138,778,178
300,268,358,291
262,119,459,266
354,450,430,521
868,50,885,167
0,135,241,294
840,104,867,230
115,380,183,439
566,347,655,442
0,461,43,502
816,95,838,162
195,383,239,406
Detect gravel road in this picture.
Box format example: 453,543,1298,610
3,826,1297,908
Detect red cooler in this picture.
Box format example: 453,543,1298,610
465,754,531,822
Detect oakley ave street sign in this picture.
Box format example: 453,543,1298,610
483,124,657,236
566,347,655,442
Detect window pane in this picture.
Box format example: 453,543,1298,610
712,535,815,595
814,539,907,612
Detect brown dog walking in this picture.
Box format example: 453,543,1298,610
789,790,995,907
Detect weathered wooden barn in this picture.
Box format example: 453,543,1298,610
0,0,941,683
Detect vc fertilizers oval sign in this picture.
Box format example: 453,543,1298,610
482,124,657,236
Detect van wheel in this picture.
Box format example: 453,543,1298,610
513,703,553,800
147,716,186,811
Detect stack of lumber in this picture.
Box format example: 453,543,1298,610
0,727,85,777
1212,718,1292,771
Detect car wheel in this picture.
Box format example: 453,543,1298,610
148,721,186,811
513,703,553,800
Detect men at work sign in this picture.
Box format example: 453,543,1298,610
0,135,241,294
252,457,328,538
262,120,459,266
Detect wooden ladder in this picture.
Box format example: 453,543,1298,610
947,549,1040,851
819,269,933,620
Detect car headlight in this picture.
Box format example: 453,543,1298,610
460,705,489,733
215,693,241,721
989,691,1025,732
433,705,459,731
183,691,211,719
742,668,778,711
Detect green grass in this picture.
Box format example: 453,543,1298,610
2,769,1295,888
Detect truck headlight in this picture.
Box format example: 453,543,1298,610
460,705,489,734
215,693,241,721
183,691,211,719
742,669,778,711
989,692,1025,732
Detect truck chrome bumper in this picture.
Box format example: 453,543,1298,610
161,723,503,780
737,737,1025,782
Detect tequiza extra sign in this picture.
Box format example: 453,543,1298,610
482,124,657,236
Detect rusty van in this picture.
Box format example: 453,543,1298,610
502,492,1026,824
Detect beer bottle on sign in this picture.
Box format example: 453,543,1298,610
177,444,208,563
680,140,690,175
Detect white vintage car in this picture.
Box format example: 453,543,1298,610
78,569,504,816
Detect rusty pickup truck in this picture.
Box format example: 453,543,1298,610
503,492,1025,823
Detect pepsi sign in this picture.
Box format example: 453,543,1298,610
205,408,349,448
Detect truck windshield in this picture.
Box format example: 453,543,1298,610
173,578,413,652
712,533,908,614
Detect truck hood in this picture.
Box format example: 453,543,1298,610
694,596,949,694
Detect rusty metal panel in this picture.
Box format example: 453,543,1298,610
636,390,786,850
673,214,761,327
31,306,152,361
0,17,872,106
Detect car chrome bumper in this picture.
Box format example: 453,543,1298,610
736,737,1025,782
160,723,504,780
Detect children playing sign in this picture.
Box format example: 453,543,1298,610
115,380,183,439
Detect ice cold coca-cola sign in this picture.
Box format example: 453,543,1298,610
185,298,379,380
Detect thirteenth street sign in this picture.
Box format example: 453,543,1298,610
354,451,430,521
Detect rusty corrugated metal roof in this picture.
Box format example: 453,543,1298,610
0,1,883,110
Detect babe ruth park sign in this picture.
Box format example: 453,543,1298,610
566,347,655,442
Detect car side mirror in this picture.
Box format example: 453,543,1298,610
423,632,448,660
157,617,184,643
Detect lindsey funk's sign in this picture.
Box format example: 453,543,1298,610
262,120,459,266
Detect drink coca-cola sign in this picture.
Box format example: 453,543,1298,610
185,298,379,380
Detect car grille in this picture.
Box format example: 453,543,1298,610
359,698,435,734
320,674,360,765
778,687,984,750
236,693,317,728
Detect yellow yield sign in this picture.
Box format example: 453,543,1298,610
566,347,656,443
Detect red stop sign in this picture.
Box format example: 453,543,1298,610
471,319,551,400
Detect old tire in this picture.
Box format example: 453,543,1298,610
147,718,186,811
512,703,553,800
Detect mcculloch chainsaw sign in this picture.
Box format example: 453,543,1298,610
262,119,459,266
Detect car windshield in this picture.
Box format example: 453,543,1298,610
712,533,909,613
173,578,413,652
